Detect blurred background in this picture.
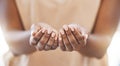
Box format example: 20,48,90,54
0,22,120,66
107,22,120,66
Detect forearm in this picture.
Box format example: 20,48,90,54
79,0,120,58
79,34,111,58
5,30,36,55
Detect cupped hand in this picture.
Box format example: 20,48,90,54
59,24,88,51
30,23,88,52
29,23,58,51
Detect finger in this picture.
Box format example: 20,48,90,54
59,34,66,51
31,28,40,36
44,32,55,51
29,36,38,46
30,30,42,46
69,25,85,47
82,34,89,46
38,29,51,50
31,25,42,36
60,28,73,51
33,30,43,45
64,26,79,50
35,42,43,51
51,35,58,50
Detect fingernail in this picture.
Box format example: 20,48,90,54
48,30,52,34
84,34,88,39
38,30,41,33
71,27,74,31
42,28,46,33
32,32,36,36
59,37,62,41
55,36,58,40
52,32,56,37
45,46,49,51
81,31,85,36
59,34,62,40
54,34,58,40
63,25,68,31
60,29,64,35
68,25,74,31
37,28,40,32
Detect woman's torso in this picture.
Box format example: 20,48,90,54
15,0,108,66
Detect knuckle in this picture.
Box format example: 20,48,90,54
73,30,77,35
30,41,36,45
44,46,51,51
61,47,66,51
30,38,37,45
35,45,43,51
64,41,69,45
47,39,54,45
33,36,39,41
70,40,75,44
66,31,71,36
66,44,72,49
78,36,82,40
62,34,66,39
49,37,54,42
67,46,73,51
51,45,57,50
40,39,45,45
73,45,77,49
53,43,58,48
38,43,45,50
54,41,58,46
47,43,53,46
59,43,66,51
45,34,50,38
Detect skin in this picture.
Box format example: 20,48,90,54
58,0,120,58
30,23,58,51
59,24,88,51
0,0,120,61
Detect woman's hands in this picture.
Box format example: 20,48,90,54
59,24,88,51
30,23,88,52
29,23,58,51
